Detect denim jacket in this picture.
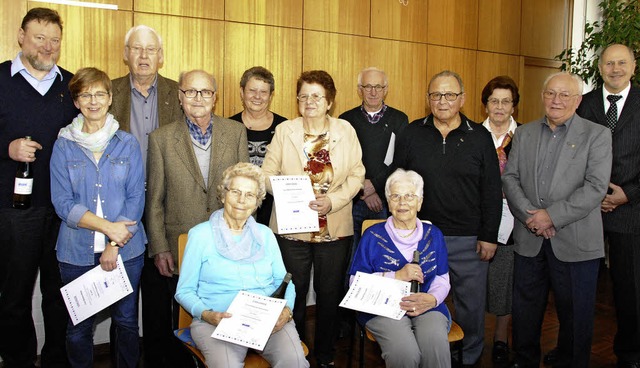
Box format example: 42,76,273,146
51,130,146,266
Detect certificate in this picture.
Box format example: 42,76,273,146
269,175,319,234
60,255,133,325
498,198,515,244
212,291,287,350
340,271,410,320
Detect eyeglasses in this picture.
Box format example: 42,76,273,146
77,91,110,102
359,84,387,92
487,98,513,106
180,89,215,99
428,92,463,101
297,94,326,103
388,193,420,203
127,45,160,55
542,91,578,101
227,188,258,202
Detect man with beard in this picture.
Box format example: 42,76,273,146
0,8,78,368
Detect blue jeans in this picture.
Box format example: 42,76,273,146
59,253,143,368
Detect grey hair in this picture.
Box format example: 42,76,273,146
598,44,635,66
542,71,584,95
357,67,388,86
385,168,424,200
179,69,218,91
428,70,464,93
217,162,267,208
124,25,163,49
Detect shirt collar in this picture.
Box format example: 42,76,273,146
603,81,631,101
128,74,158,94
11,52,62,81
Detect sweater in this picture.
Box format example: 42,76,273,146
0,60,78,209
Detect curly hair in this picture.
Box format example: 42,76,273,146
481,75,520,107
296,70,337,105
217,162,267,208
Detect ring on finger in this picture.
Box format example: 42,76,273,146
412,307,416,312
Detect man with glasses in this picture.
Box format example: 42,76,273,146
338,67,408,270
0,8,78,368
109,25,185,367
502,72,612,368
393,70,502,366
145,69,248,364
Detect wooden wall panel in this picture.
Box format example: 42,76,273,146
370,0,428,43
477,0,521,55
225,0,303,28
133,13,225,112
134,0,223,20
303,0,370,36
427,0,478,49
1,0,26,61
521,0,569,59
426,45,478,119
223,22,302,119
31,4,131,78
474,51,521,122
519,63,559,123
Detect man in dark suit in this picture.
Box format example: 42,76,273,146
108,25,185,367
503,72,612,368
576,44,640,368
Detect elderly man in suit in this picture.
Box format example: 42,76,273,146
575,44,640,368
503,72,612,368
109,25,185,367
145,70,248,358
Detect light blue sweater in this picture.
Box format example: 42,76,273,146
175,221,295,320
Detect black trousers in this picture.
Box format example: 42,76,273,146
512,240,600,368
608,231,640,363
0,207,69,368
140,255,193,368
276,235,351,365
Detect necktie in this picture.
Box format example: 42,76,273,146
606,95,622,132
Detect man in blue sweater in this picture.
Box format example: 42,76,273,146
0,8,78,368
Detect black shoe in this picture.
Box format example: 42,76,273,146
492,340,510,363
318,362,335,368
544,347,560,365
617,361,640,368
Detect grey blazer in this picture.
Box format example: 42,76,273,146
109,73,184,131
145,116,249,272
502,114,612,262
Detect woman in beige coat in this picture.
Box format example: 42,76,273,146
262,70,365,368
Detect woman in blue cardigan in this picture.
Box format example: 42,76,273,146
350,168,451,367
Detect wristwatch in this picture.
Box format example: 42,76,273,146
109,240,122,248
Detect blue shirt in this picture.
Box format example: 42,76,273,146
176,221,295,320
129,75,158,169
50,131,146,266
10,53,62,95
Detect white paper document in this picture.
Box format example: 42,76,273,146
212,291,287,350
60,255,133,325
269,175,319,234
383,132,396,166
498,198,515,244
340,271,410,320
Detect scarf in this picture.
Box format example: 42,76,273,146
58,113,119,152
210,208,265,263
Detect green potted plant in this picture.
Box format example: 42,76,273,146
555,0,640,88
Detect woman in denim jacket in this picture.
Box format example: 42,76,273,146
50,67,146,368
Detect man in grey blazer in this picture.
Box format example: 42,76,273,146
576,44,640,368
145,69,248,362
109,25,186,367
502,72,612,368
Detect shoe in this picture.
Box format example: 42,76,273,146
492,340,510,363
543,347,560,365
617,361,640,368
318,362,335,368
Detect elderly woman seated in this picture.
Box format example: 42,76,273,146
349,168,451,368
175,162,309,368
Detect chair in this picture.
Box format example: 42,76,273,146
174,233,308,368
350,219,465,368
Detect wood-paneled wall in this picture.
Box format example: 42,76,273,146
1,0,572,124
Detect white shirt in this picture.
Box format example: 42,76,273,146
603,82,631,120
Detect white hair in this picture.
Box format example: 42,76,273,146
357,67,388,86
385,169,424,200
124,25,163,49
542,71,584,95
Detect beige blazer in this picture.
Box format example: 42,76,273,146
145,115,249,272
262,116,365,241
109,73,184,131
